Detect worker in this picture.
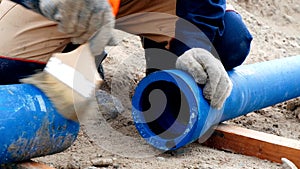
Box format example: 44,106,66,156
0,0,252,109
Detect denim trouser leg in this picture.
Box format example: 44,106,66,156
0,58,46,84
169,0,252,70
144,10,253,73
213,11,253,70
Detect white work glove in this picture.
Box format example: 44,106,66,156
176,48,233,109
39,0,115,54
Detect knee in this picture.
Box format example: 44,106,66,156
213,10,253,70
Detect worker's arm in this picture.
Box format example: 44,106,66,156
9,0,116,57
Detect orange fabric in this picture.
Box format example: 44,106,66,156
108,0,120,16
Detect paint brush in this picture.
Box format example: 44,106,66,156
21,43,103,121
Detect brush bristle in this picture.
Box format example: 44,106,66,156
21,71,93,121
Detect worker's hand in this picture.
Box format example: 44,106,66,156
39,0,115,46
176,48,233,109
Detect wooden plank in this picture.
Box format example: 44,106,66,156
202,123,300,168
1,160,55,169
18,161,55,169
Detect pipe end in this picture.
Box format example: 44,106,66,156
132,70,210,150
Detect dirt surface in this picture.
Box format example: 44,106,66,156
35,0,300,168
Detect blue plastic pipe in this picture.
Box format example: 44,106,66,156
0,84,79,164
132,55,300,151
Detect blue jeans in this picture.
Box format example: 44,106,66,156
171,0,252,70
213,11,253,70
0,57,46,84
145,1,253,73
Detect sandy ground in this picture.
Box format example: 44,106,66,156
35,0,300,168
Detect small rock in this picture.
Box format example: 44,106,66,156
96,90,125,119
113,163,120,169
156,157,165,161
95,154,103,157
244,120,253,126
91,158,114,167
295,107,300,120
85,167,99,169
67,160,80,169
286,102,296,111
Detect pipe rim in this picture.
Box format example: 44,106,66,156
132,70,206,150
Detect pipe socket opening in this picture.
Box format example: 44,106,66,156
139,80,190,141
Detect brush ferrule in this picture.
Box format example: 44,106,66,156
45,57,96,98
